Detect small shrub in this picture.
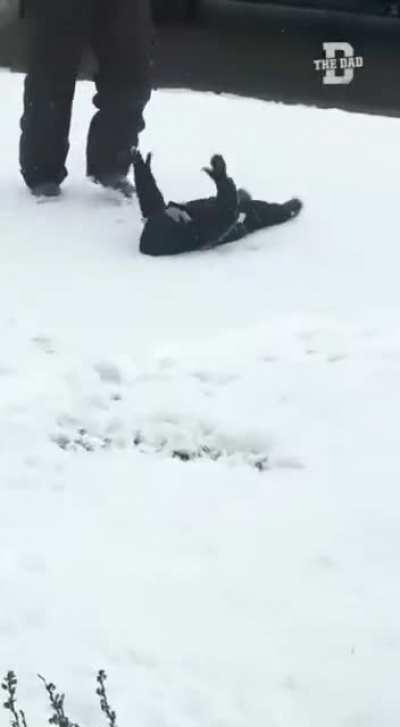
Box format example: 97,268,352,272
2,670,118,727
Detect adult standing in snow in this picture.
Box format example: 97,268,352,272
19,0,152,198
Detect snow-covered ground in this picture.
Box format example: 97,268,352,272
1,69,400,727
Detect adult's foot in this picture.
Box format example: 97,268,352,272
30,182,61,198
93,174,135,199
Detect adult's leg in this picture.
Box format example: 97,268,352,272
20,0,92,189
87,0,153,182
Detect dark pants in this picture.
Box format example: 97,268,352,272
20,0,152,188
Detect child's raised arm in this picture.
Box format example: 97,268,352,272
202,155,238,221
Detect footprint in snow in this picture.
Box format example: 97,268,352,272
31,334,55,355
0,365,15,377
18,553,47,574
191,370,239,385
94,361,123,385
327,354,348,363
280,675,300,692
315,554,337,570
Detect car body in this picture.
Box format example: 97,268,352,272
155,0,400,117
1,0,399,117
153,0,397,20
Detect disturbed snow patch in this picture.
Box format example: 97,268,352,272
1,324,306,473
52,413,272,471
48,347,303,471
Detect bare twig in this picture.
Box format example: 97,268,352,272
1,671,26,727
38,675,80,727
96,671,117,727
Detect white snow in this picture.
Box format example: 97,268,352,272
1,70,400,727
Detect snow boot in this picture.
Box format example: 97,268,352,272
93,174,135,199
30,181,61,198
283,197,302,218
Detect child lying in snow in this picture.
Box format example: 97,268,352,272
132,150,302,256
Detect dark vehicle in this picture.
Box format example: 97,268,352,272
1,0,400,117
154,0,400,117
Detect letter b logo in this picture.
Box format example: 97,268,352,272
323,42,355,85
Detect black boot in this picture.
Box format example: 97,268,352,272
283,198,303,218
93,174,136,198
244,197,303,232
30,181,62,198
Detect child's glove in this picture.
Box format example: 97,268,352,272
202,154,227,181
131,148,153,169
